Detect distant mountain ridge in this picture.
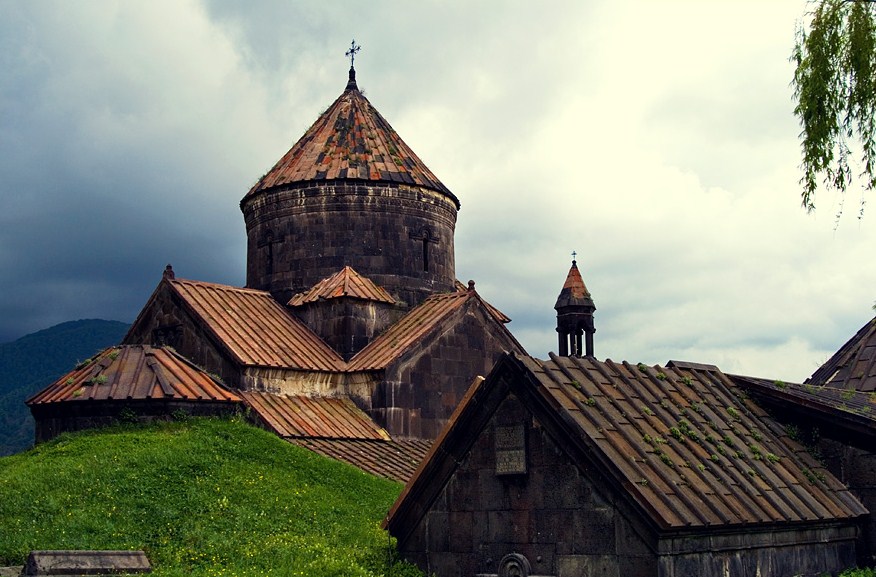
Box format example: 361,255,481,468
0,319,129,455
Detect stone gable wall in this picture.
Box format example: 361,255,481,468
372,308,521,439
293,299,403,360
398,394,657,577
123,287,241,386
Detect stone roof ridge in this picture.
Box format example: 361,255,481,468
807,314,876,391
453,279,511,323
288,265,395,306
168,276,269,295
244,80,458,205
554,259,594,310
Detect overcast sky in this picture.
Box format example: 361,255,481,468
2,1,874,381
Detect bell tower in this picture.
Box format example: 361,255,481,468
555,256,596,357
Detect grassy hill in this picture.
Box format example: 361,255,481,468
0,319,129,455
0,417,421,577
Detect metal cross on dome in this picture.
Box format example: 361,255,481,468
571,250,577,262
346,40,361,68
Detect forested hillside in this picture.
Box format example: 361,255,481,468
0,319,129,455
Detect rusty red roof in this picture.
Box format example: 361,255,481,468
241,391,389,440
245,74,457,206
347,287,516,371
168,278,344,371
390,353,866,535
27,346,242,405
521,355,866,528
288,266,395,307
290,438,431,483
554,259,594,309
807,314,876,391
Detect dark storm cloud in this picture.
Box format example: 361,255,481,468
0,2,248,342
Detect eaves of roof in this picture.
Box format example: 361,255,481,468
289,437,431,484
241,391,389,441
729,373,876,443
27,345,242,405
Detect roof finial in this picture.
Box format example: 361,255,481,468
345,39,361,90
571,250,577,264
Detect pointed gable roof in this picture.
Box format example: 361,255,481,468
387,353,865,540
245,76,457,206
807,314,876,391
288,266,395,307
554,259,594,310
164,278,344,371
347,287,519,371
27,345,242,405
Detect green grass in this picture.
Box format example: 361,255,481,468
0,417,422,577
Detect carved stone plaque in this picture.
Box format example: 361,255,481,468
495,424,526,475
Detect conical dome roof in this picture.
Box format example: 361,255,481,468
245,70,458,207
554,260,595,310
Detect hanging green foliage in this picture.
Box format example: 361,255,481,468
792,0,876,218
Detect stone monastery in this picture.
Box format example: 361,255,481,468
27,59,876,577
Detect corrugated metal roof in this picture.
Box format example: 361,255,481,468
169,278,344,371
347,291,471,371
807,315,876,391
520,354,866,528
288,266,395,307
289,437,431,483
27,346,242,405
245,75,457,205
241,391,390,440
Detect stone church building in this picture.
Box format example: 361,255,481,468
26,56,876,576
28,63,522,481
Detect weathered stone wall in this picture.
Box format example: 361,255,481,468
293,299,404,360
398,392,861,577
31,400,239,443
398,393,657,576
657,525,858,577
371,307,521,439
820,437,876,566
241,181,457,308
123,286,241,386
240,367,353,397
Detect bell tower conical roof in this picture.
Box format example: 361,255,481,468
555,259,596,357
244,71,458,207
